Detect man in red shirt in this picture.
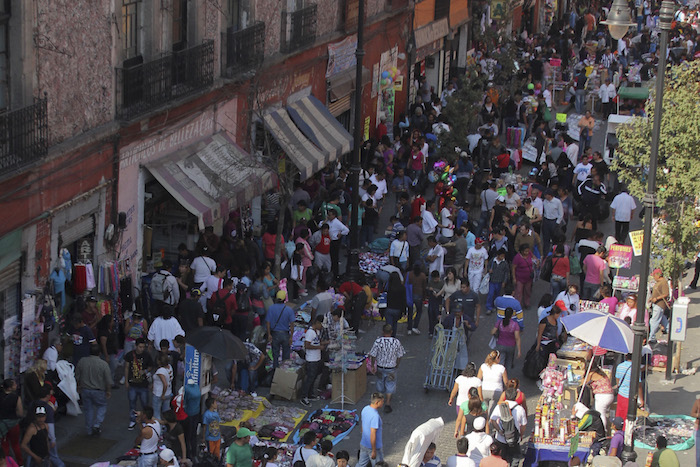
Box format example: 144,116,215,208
339,281,366,332
208,278,238,334
313,224,331,273
411,194,426,219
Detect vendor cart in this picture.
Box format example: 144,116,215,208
423,324,467,392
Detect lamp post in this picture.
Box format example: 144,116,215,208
603,0,675,462
347,0,366,280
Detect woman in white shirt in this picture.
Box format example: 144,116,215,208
152,354,174,420
448,362,483,415
438,267,461,301
478,350,508,416
504,184,521,211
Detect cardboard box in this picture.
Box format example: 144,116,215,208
270,365,305,400
331,365,367,404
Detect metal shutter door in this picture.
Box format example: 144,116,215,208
59,214,95,247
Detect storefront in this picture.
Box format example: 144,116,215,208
0,229,22,380
411,18,450,106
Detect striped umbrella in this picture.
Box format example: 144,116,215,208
561,311,634,354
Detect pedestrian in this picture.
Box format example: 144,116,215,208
182,379,201,459
455,387,486,437
548,244,570,299
490,308,521,369
41,338,62,378
23,360,48,406
226,342,265,394
325,209,349,277
407,264,427,335
357,393,385,466
421,442,441,466
75,344,112,436
466,238,489,293
151,260,180,316
610,186,636,244
614,353,634,419
29,386,64,467
384,272,406,337
300,317,328,407
335,450,350,467
478,351,508,416
536,305,564,360
689,250,700,290
158,448,180,467
20,406,50,467
0,380,24,465
577,173,607,230
292,431,319,464
584,361,614,429
486,249,509,315
202,397,222,460
448,362,483,416
511,244,535,308
97,315,119,388
135,407,162,467
306,439,334,467
70,315,97,367
265,290,296,368
489,388,526,466
426,270,444,337
480,444,508,467
466,417,494,466
338,280,367,333
650,435,680,467
161,410,188,465
390,230,410,272
648,268,670,343
225,427,254,467
608,417,625,459
406,216,424,268
313,224,332,272
147,306,185,351
152,354,174,420
541,189,564,255
445,281,481,329
368,325,405,414
581,246,607,300
124,338,154,430
494,284,523,329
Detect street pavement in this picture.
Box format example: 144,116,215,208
53,119,700,466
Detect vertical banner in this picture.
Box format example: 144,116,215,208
184,344,202,386
376,47,399,139
628,230,644,256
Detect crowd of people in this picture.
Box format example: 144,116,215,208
2,0,698,466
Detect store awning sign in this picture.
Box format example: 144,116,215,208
414,18,449,50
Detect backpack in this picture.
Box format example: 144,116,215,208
236,282,251,313
151,271,173,302
207,291,232,327
496,402,521,448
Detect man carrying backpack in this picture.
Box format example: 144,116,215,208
207,278,237,330
489,388,527,466
151,260,180,317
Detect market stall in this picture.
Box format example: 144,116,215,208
292,407,359,446
214,389,307,443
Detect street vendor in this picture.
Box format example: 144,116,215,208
573,402,607,455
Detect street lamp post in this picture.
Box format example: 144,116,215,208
347,0,366,280
603,0,675,462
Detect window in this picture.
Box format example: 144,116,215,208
172,0,187,50
122,0,140,60
434,0,449,19
0,0,9,111
228,0,241,31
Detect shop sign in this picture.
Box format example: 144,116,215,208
184,344,202,386
492,0,506,19
608,244,633,269
628,230,644,256
326,35,357,78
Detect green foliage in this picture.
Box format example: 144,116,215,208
612,61,700,282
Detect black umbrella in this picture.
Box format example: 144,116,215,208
185,326,247,361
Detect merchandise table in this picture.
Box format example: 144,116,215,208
523,442,590,467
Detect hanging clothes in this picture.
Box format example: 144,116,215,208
73,264,87,295
85,263,96,290
60,249,72,281
49,269,67,312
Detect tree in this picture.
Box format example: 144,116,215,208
612,60,700,287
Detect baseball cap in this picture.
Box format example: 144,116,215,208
35,406,46,415
276,290,287,301
652,268,662,275
475,237,484,245
236,427,256,438
473,417,486,431
159,449,176,463
190,288,203,297
555,300,567,310
612,417,624,429
497,195,506,202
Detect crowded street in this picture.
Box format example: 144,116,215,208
1,0,700,467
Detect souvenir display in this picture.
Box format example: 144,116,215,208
293,407,359,446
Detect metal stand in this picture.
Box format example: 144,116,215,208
331,311,355,409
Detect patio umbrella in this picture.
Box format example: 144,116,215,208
185,326,247,361
561,311,634,354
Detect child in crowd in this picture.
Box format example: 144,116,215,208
202,397,222,460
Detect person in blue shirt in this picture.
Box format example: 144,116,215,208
358,393,385,467
494,284,523,330
202,397,222,459
265,290,296,368
183,378,201,457
614,353,639,420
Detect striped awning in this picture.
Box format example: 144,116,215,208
263,106,329,181
145,133,275,229
287,95,353,161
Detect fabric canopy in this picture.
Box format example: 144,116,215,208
145,133,275,229
287,95,353,161
617,86,649,101
263,106,329,181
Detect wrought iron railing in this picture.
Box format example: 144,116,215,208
0,97,49,177
222,22,265,76
116,40,215,120
283,5,317,54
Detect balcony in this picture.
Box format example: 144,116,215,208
222,22,265,77
0,97,49,178
282,5,317,54
116,40,215,121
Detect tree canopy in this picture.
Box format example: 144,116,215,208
612,60,700,282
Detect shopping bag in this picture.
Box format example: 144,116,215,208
479,274,490,295
569,255,582,275
488,335,498,350
523,344,547,380
540,256,553,282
